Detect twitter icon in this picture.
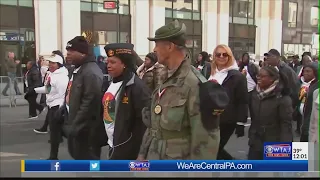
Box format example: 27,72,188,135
90,161,100,171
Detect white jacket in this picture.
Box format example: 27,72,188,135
35,67,69,108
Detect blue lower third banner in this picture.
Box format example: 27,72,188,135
22,160,308,172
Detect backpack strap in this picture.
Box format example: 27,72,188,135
191,66,207,83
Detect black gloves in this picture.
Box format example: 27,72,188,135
235,124,245,137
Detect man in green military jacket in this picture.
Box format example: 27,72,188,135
137,20,221,160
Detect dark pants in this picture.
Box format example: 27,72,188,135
300,133,308,142
67,134,100,160
40,94,46,106
92,146,102,159
217,123,237,160
26,93,43,117
48,106,62,159
296,113,302,133
40,114,49,131
248,147,263,160
248,91,254,118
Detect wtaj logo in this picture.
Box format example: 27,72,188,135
264,144,291,157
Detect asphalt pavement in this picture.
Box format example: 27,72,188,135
0,105,300,177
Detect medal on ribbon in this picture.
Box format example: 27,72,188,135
154,88,166,114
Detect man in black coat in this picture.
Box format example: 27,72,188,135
288,55,300,73
264,49,299,106
24,61,44,118
63,36,105,160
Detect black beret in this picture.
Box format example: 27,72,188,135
104,43,134,58
199,80,230,131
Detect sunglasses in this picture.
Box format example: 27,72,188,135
215,53,229,58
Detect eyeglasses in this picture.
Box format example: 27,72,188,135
215,53,229,58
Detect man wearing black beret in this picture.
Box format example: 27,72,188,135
63,36,106,160
137,20,228,160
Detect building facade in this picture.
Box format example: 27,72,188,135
228,0,256,60
2,0,304,75
282,0,319,56
0,0,35,75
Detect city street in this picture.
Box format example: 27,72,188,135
0,105,109,177
0,105,300,177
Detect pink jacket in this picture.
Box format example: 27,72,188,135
308,89,319,143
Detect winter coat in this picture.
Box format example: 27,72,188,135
136,62,167,91
248,84,293,159
308,89,319,143
34,67,69,108
104,75,151,159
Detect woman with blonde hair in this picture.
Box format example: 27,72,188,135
209,44,248,160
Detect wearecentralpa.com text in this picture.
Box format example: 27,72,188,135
177,162,253,170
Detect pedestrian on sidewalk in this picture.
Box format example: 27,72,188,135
2,52,22,96
33,54,69,160
24,61,44,119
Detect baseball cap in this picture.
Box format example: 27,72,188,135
264,49,280,57
45,54,64,64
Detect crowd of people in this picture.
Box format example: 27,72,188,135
13,19,318,160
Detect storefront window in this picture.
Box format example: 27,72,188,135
229,24,256,59
288,2,297,27
81,0,131,57
166,0,200,20
0,0,18,6
283,44,312,57
229,0,255,25
310,6,319,26
229,0,256,57
18,0,33,7
0,1,35,76
81,0,92,12
165,0,202,60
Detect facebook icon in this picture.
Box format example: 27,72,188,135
51,161,61,171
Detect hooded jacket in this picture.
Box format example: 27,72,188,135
136,62,167,91
34,67,69,108
193,52,211,79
